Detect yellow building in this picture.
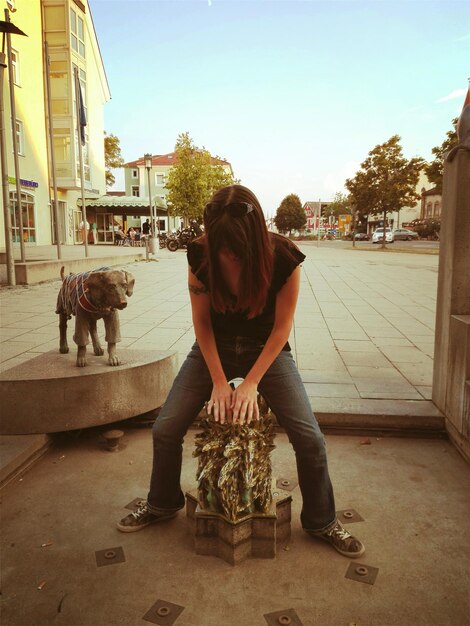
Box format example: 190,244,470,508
0,0,110,249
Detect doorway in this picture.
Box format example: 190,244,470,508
97,213,114,243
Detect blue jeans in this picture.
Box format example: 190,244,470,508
147,338,337,532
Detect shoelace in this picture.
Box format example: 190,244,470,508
131,502,148,520
327,525,351,541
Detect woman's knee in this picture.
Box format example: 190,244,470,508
288,424,327,458
152,413,185,446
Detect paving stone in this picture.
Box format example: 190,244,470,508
334,340,380,352
379,345,434,363
340,351,394,368
304,383,360,398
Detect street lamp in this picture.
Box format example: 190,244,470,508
0,14,27,285
144,153,154,238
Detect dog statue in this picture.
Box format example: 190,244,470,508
56,266,135,367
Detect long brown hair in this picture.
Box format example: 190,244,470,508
203,184,274,318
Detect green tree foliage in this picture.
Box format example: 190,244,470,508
104,132,125,188
165,132,238,223
274,194,306,235
323,192,352,219
345,135,423,245
424,118,458,193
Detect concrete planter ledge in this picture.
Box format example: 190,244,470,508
0,349,177,434
312,397,445,434
0,251,146,285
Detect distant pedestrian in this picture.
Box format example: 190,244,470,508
91,221,98,244
142,219,151,236
127,227,136,244
79,219,89,244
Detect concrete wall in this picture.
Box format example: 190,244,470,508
432,150,470,461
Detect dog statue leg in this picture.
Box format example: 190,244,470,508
89,318,104,356
74,308,90,367
76,345,87,367
104,311,121,366
107,342,120,366
59,313,69,354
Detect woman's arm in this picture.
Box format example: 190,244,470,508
188,266,233,423
231,265,301,424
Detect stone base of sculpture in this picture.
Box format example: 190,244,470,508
185,486,292,566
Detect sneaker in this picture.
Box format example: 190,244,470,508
307,520,365,558
117,501,177,533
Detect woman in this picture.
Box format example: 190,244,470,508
118,184,364,558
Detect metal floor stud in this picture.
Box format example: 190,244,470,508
337,508,365,524
124,497,146,511
142,599,185,625
345,562,379,585
95,546,125,567
275,477,298,492
264,608,304,625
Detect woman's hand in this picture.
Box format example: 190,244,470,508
206,381,234,424
231,379,260,425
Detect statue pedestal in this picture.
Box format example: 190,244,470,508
185,486,292,566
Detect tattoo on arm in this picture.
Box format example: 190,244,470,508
189,283,209,295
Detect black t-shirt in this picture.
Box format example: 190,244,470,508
142,222,150,235
187,233,305,350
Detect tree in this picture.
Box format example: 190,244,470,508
165,132,238,223
424,118,458,193
345,135,423,247
274,194,306,236
104,132,125,188
323,192,352,220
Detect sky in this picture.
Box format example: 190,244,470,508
90,0,469,216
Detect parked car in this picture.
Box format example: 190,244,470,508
354,232,370,241
393,228,419,241
372,227,394,244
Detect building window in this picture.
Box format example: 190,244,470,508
10,191,35,243
132,169,138,178
72,64,87,121
43,4,67,47
14,119,24,156
72,64,89,182
50,60,70,115
434,201,440,217
75,130,90,181
11,49,20,85
155,173,165,186
131,186,140,197
70,7,85,58
426,202,433,218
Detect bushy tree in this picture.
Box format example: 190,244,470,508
345,135,423,247
323,192,352,219
104,132,124,188
165,132,238,223
425,118,458,193
410,218,441,240
274,194,306,235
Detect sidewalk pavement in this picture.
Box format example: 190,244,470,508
0,241,442,431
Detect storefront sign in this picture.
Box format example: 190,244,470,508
8,176,39,189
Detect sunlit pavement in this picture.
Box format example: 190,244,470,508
1,242,438,407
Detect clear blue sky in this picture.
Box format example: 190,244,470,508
90,0,469,216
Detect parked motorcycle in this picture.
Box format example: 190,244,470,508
166,223,201,252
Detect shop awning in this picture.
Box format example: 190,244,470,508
77,195,167,217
